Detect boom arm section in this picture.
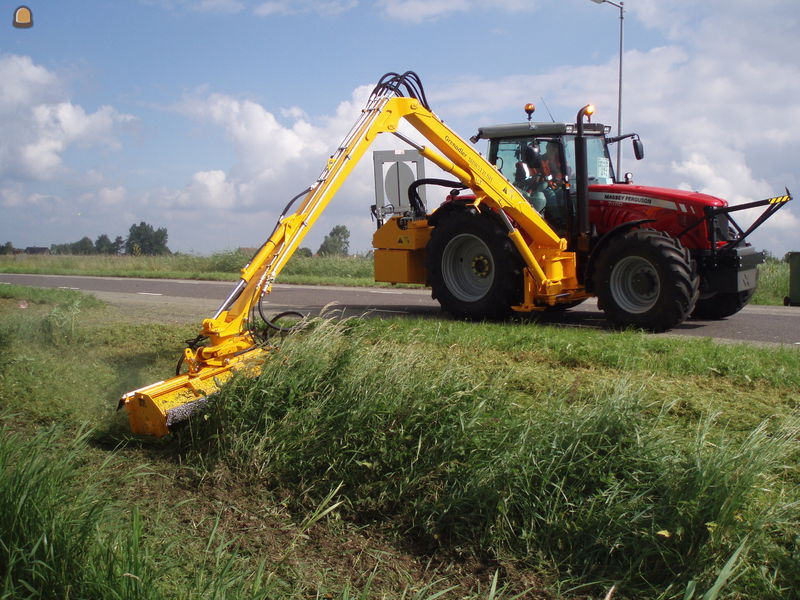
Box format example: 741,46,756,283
120,72,578,437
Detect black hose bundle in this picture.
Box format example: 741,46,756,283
370,71,430,110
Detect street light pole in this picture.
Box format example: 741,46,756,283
590,0,624,178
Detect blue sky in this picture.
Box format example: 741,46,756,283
2,0,798,256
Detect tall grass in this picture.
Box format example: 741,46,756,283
0,423,168,599
0,422,366,600
183,318,799,597
752,259,791,305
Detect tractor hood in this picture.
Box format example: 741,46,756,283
588,184,728,211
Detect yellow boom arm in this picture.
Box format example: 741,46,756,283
120,72,579,436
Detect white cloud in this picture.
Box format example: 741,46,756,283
148,0,358,15
1,187,62,209
0,54,60,111
166,170,237,209
194,0,245,12
161,83,438,252
0,186,25,208
253,0,357,16
144,0,245,13
0,55,134,183
0,54,138,251
172,85,374,208
98,186,127,206
376,0,536,22
15,103,132,180
230,0,541,20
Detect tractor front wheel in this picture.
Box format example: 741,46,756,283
594,228,699,332
426,210,523,320
692,288,755,320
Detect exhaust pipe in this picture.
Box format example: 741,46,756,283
575,104,595,252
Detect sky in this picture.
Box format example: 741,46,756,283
1,0,798,257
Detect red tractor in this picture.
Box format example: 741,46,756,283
454,105,791,327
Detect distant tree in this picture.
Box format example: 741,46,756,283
125,222,170,256
112,236,125,255
0,241,13,255
72,237,96,255
95,234,115,255
317,225,350,257
296,247,313,258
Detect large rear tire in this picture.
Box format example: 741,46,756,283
426,210,523,320
593,228,699,332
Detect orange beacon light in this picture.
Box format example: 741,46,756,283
14,6,33,29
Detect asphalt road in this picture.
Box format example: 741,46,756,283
2,273,799,347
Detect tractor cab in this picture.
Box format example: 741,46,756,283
479,120,620,239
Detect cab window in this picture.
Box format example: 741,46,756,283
490,137,571,233
562,135,614,184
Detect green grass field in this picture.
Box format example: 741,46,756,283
0,251,382,287
0,285,798,599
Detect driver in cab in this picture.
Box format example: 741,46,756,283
515,141,564,212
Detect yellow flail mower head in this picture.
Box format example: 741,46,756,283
118,254,307,437
119,346,269,437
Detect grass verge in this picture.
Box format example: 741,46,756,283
1,286,798,598
182,317,800,598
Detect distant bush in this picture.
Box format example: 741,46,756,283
207,249,250,273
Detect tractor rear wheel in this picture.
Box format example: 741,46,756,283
426,210,523,320
593,228,699,332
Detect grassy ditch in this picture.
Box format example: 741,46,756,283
0,285,798,598
183,317,800,598
0,422,333,600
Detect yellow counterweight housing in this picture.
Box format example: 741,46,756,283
372,216,431,284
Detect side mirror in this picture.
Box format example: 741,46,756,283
633,138,644,160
